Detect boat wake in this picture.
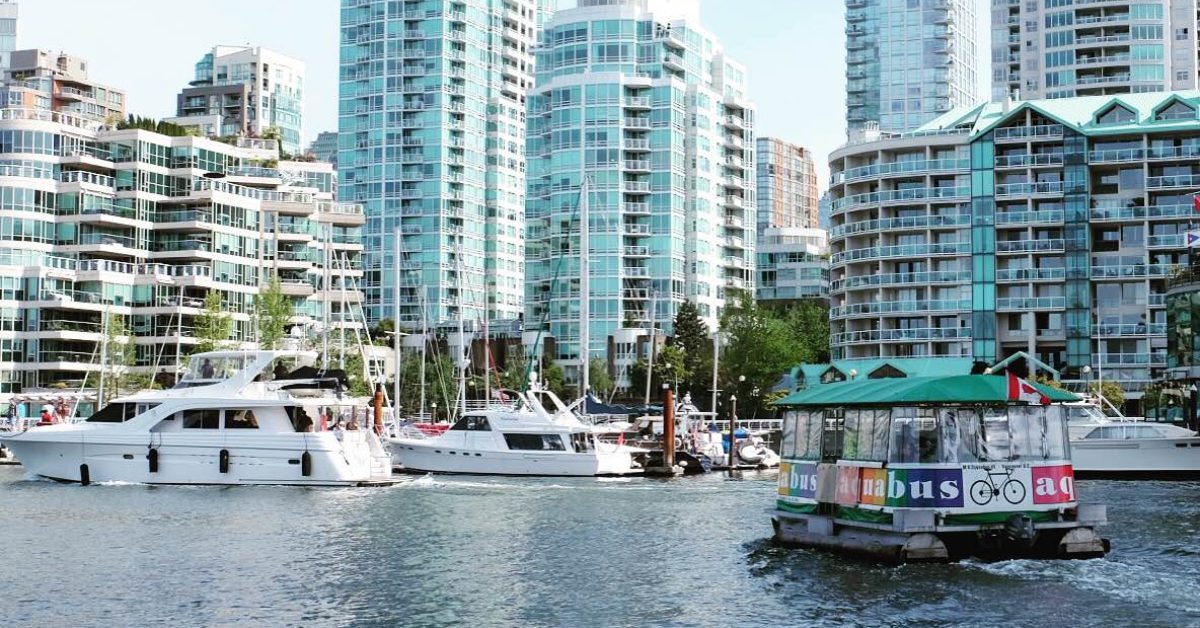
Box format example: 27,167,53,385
966,557,1200,614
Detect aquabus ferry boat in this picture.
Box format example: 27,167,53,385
771,374,1110,562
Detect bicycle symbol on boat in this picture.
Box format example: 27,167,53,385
969,466,1027,506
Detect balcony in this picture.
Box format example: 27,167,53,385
993,153,1064,168
623,202,650,215
995,181,1064,197
624,245,649,257
996,267,1067,281
623,117,651,129
995,238,1066,254
994,210,1064,226
995,296,1066,310
624,159,651,172
993,124,1064,142
1147,174,1200,189
830,299,970,318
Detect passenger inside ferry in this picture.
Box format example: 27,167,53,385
200,359,215,379
294,409,315,432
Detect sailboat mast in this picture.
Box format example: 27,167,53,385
644,292,656,406
393,226,401,415
579,177,590,406
419,285,427,420
456,243,466,422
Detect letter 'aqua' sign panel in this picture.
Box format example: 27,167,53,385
778,461,1076,514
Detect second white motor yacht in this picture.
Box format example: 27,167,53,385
389,385,645,476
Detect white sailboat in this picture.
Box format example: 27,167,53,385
1,351,395,486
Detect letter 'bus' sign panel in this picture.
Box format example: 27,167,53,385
778,461,1076,514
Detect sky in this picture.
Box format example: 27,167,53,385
21,0,989,192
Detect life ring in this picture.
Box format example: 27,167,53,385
738,444,764,464
673,436,683,450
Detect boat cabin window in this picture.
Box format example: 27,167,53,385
176,355,250,387
1085,425,1164,440
225,409,260,429
503,433,566,451
285,407,316,432
570,433,594,452
889,408,941,464
780,410,825,460
181,409,220,429
86,402,156,423
450,415,491,431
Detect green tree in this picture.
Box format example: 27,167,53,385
194,291,233,353
1090,379,1125,413
542,362,571,399
784,301,831,364
342,351,373,397
254,276,293,350
718,295,801,417
100,313,147,401
371,318,396,345
1033,374,1065,390
588,357,614,398
500,354,531,390
627,345,689,402
670,301,712,398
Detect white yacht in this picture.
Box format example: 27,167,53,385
1071,419,1200,479
1,351,395,486
389,386,645,476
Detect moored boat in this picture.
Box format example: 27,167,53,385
771,374,1109,562
388,384,646,477
0,351,395,486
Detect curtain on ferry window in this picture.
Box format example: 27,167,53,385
781,411,797,458
842,410,862,459
1044,406,1068,460
940,408,982,463
870,410,891,460
981,408,1011,461
888,408,919,463
1008,406,1044,460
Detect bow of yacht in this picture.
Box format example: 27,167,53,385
1,351,395,486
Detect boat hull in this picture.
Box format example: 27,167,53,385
390,439,641,477
4,429,393,486
1071,436,1200,479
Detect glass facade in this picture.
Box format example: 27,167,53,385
176,46,306,156
338,0,553,328
846,0,978,136
0,109,363,393
992,0,1198,101
755,137,818,231
831,92,1200,396
525,0,755,386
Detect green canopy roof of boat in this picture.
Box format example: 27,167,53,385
772,374,1080,407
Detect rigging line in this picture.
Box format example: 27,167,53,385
525,180,586,390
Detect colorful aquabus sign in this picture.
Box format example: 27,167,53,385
778,460,1077,513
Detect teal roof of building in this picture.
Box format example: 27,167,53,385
774,375,1080,407
915,90,1200,138
788,357,975,389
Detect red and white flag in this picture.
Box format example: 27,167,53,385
1007,373,1049,406
1193,194,1200,213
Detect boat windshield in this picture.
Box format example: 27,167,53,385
1066,405,1108,425
176,355,251,387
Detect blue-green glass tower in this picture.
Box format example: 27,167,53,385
525,0,756,388
338,0,554,327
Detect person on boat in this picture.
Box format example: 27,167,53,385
200,358,215,379
38,404,54,426
294,409,314,433
332,418,345,441
273,362,289,381
318,408,329,432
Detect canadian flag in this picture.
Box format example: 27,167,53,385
1007,373,1050,406
1194,195,1200,213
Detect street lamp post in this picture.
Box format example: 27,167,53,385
728,374,745,470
